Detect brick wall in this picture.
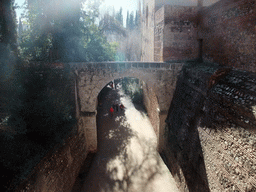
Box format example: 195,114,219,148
15,119,89,192
163,62,256,191
152,5,199,62
141,0,155,61
142,81,160,145
154,7,164,61
163,5,199,61
199,0,256,72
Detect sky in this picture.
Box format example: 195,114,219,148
15,0,26,20
15,0,139,25
100,0,138,27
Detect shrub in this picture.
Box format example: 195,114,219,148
121,77,143,105
0,62,76,190
7,63,76,147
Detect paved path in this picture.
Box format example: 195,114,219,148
79,89,179,192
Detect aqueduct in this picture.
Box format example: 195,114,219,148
70,61,184,152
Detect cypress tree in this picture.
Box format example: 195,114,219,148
126,11,129,29
115,7,123,26
129,11,134,30
135,10,140,28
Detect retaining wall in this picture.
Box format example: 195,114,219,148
163,62,256,191
15,118,89,192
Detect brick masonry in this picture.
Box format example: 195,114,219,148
199,0,256,72
142,81,160,149
15,62,183,191
141,0,156,61
15,120,88,192
163,62,256,192
142,0,256,73
163,5,199,61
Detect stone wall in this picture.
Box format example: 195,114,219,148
163,62,256,191
72,62,183,152
71,62,183,113
142,82,160,148
141,0,155,61
142,0,255,70
154,7,164,62
15,119,89,192
199,0,256,72
153,4,199,62
163,5,199,61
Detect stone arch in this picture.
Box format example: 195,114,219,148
72,62,184,153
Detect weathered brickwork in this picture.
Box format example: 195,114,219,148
163,5,199,61
154,7,164,62
199,0,256,72
142,0,255,72
144,2,199,62
141,0,155,61
15,121,89,192
142,82,160,149
163,62,256,192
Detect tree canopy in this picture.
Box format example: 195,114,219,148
126,10,140,30
18,0,116,62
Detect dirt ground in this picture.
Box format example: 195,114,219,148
72,88,179,192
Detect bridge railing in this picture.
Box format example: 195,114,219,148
68,61,184,71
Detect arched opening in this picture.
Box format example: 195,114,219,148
76,77,178,191
96,77,160,147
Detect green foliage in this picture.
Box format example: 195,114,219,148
84,23,117,61
121,77,143,104
0,0,18,54
18,0,116,62
7,63,76,146
126,11,140,30
135,11,140,28
129,12,135,30
115,7,123,26
126,11,130,29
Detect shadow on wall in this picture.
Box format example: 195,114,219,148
163,64,211,192
163,61,256,191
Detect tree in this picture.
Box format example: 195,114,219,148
99,13,126,37
0,0,18,55
129,11,135,30
126,11,129,29
135,10,140,28
115,7,123,26
0,0,18,118
19,0,116,62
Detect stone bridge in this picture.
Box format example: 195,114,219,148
69,61,184,152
